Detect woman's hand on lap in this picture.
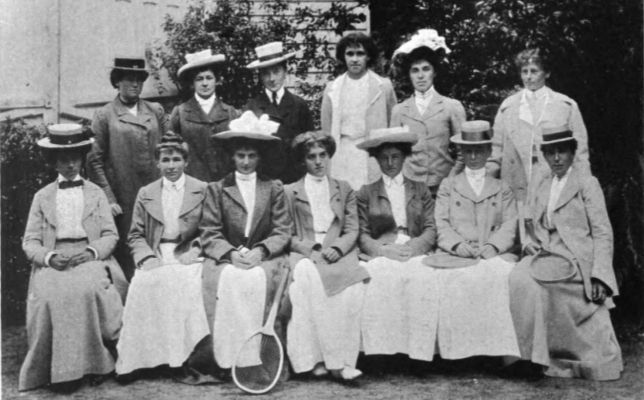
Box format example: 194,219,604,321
67,250,94,267
49,254,69,271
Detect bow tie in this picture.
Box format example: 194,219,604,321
59,180,83,189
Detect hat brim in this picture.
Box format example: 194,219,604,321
37,137,94,149
422,253,479,269
450,137,492,145
540,137,576,146
211,131,281,142
356,132,418,150
177,55,226,79
528,251,577,282
246,52,296,69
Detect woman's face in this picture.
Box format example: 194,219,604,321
193,70,217,99
157,149,187,182
376,145,405,178
117,72,145,103
55,151,83,181
520,62,549,91
344,44,369,78
233,146,260,175
304,143,330,178
409,59,435,93
543,144,574,178
461,144,491,170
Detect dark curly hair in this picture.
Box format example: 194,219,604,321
155,132,190,160
291,131,336,164
514,48,551,73
335,32,379,69
368,142,413,159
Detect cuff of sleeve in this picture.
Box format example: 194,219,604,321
137,255,156,269
44,251,57,267
331,246,343,256
87,246,99,260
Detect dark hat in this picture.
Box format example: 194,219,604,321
109,57,150,87
450,120,492,145
540,126,575,147
37,124,94,149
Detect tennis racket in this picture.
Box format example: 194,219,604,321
232,266,290,394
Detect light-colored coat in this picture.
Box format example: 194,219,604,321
390,93,466,187
23,179,119,268
170,97,239,182
487,88,589,201
127,175,207,266
527,164,617,299
285,177,369,296
356,177,436,257
435,173,517,255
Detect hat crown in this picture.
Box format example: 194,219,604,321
184,49,226,64
255,42,284,59
393,28,451,58
227,111,280,137
541,125,574,144
369,126,410,142
39,123,94,148
451,120,492,144
113,57,146,70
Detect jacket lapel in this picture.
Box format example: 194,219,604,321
422,92,445,119
329,178,343,219
115,97,153,128
477,177,502,201
367,71,384,107
248,179,272,238
40,182,58,227
140,180,165,223
453,173,479,202
292,178,313,221
179,176,205,217
554,168,581,211
222,175,247,212
81,181,101,222
277,89,294,119
404,178,418,219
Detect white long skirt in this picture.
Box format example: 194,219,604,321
116,245,209,375
434,257,520,359
360,255,439,361
212,264,267,368
287,259,366,372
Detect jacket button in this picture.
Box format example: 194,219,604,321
456,201,461,206
510,160,515,164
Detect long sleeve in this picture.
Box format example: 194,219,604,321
356,187,381,257
485,183,518,253
22,191,51,268
569,100,590,172
487,101,508,178
87,108,117,204
254,181,292,257
328,187,359,256
87,189,119,259
406,185,436,255
169,105,181,134
200,183,237,262
127,188,157,266
384,80,397,125
320,84,332,134
448,99,467,176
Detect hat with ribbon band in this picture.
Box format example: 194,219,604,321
356,126,418,150
37,124,94,149
177,49,226,80
450,120,492,145
246,41,297,69
540,125,576,147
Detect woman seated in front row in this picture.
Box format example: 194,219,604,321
116,133,210,381
428,120,520,360
284,131,369,383
20,124,127,392
509,126,622,380
355,126,438,363
200,111,291,371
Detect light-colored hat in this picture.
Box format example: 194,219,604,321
356,126,418,150
540,125,575,147
392,28,451,59
212,111,281,142
450,120,492,145
246,41,297,69
177,49,226,80
37,124,94,149
529,250,577,282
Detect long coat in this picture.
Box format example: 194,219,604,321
356,177,436,257
434,173,517,256
487,87,589,202
170,97,239,182
245,89,314,183
285,177,369,296
321,70,397,188
87,95,169,277
527,164,617,299
127,175,207,266
390,93,466,188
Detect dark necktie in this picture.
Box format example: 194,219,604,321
272,91,278,107
59,180,83,189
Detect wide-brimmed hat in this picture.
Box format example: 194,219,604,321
540,125,576,147
109,57,150,87
392,28,451,60
423,252,479,269
212,111,281,142
529,249,577,282
37,124,94,149
246,41,297,69
356,126,417,150
450,120,492,145
177,49,226,80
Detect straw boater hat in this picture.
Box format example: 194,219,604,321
109,57,150,87
246,41,297,69
37,124,94,150
212,111,281,142
528,249,577,282
392,28,451,60
177,49,226,81
540,125,576,147
450,120,492,145
356,126,418,150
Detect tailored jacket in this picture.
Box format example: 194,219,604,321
390,93,466,187
285,177,369,296
88,96,168,215
127,175,207,266
527,164,617,300
200,173,292,263
487,87,589,202
356,177,436,257
435,172,517,257
170,97,240,182
23,179,118,269
245,89,314,183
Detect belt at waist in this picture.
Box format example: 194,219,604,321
160,237,181,244
56,237,88,243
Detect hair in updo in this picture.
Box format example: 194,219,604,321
401,46,444,79
291,131,336,164
155,133,189,160
514,48,551,73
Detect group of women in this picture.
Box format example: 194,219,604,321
19,28,622,393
